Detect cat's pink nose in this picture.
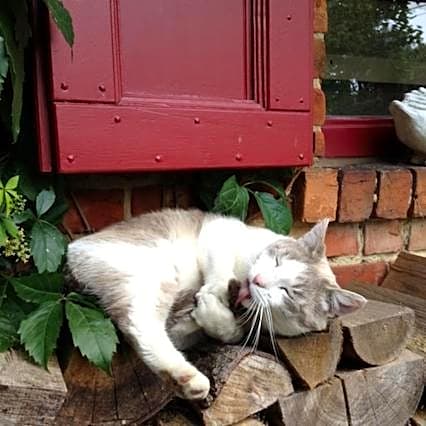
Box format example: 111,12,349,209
252,274,265,287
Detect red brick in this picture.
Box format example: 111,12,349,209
313,36,326,78
63,189,124,233
332,262,388,287
313,87,326,126
314,127,325,157
131,185,163,216
325,223,359,257
408,219,426,251
296,168,338,223
338,169,376,223
314,0,328,33
364,220,403,255
411,167,426,217
376,169,412,219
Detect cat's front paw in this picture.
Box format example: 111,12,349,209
177,370,210,400
192,292,243,343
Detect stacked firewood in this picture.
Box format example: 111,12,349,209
1,252,425,425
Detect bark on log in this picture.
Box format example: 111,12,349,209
268,378,348,426
381,251,426,299
340,299,415,365
276,319,343,389
337,350,425,426
346,282,426,358
55,344,174,425
188,345,294,426
0,350,67,425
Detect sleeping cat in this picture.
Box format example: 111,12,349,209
66,208,366,400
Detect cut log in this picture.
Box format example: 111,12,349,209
276,319,343,389
267,378,348,426
340,299,415,365
337,350,425,426
381,251,426,299
0,350,67,425
55,344,174,425
188,345,294,426
346,282,426,358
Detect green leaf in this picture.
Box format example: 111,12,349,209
66,292,101,310
0,310,18,352
0,36,9,99
5,176,19,190
213,176,249,221
66,301,118,374
0,7,25,142
10,273,64,304
2,217,18,238
5,0,31,49
42,0,74,47
249,179,286,201
4,192,12,216
42,197,69,225
19,300,63,368
30,221,67,273
36,189,56,217
0,222,6,246
253,191,293,235
13,208,35,224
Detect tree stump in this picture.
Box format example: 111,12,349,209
276,319,343,389
270,378,348,426
55,344,174,425
0,350,67,425
188,345,294,426
341,299,415,365
337,350,425,426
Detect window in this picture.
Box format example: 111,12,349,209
322,0,426,156
35,0,313,173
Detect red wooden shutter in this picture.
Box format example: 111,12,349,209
41,0,313,173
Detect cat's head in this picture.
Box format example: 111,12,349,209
240,219,367,336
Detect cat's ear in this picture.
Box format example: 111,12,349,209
326,288,367,317
298,218,329,258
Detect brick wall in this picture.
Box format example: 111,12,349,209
291,165,426,286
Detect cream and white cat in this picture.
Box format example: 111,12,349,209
66,209,366,400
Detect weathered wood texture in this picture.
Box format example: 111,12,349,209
55,345,174,425
337,350,425,426
341,299,415,365
347,282,426,358
270,378,348,426
276,319,343,389
0,350,67,425
188,345,293,426
381,251,426,299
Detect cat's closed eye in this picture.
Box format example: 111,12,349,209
279,286,291,298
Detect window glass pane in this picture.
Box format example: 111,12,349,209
323,0,426,115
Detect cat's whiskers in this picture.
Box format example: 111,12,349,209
238,303,262,354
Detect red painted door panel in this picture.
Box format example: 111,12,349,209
42,0,313,173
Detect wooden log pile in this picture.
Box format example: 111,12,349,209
1,252,425,425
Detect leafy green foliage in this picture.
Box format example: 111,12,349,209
42,0,74,47
10,273,64,304
66,301,119,374
19,300,63,369
213,176,249,221
0,37,8,99
253,192,292,234
212,175,293,234
0,0,73,142
31,221,66,273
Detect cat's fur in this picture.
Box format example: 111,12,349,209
66,208,366,399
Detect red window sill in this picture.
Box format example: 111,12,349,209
323,116,398,158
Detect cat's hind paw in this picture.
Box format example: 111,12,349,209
177,370,210,400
